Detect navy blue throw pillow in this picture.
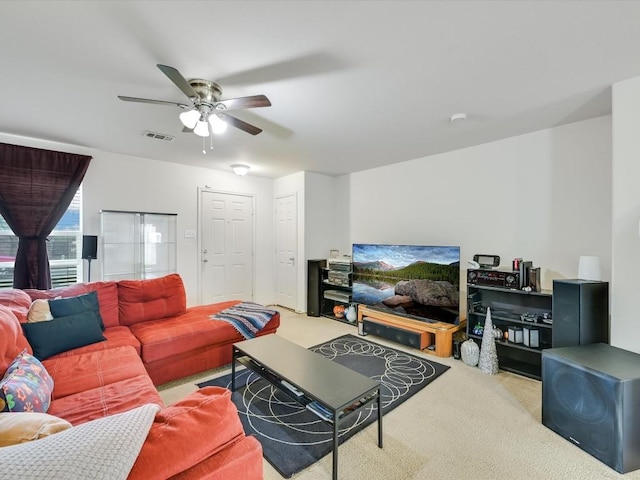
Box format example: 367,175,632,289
48,291,105,331
22,311,106,360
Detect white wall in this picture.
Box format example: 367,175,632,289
1,116,618,338
348,116,613,317
304,172,335,260
611,75,640,354
0,133,275,307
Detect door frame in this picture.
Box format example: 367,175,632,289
274,191,300,312
197,187,256,305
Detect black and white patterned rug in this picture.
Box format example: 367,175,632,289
198,334,449,478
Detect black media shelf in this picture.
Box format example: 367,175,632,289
467,278,609,380
467,282,552,379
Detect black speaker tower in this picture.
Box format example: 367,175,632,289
542,344,640,473
82,235,98,282
552,279,609,347
307,259,326,316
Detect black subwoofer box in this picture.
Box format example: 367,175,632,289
542,343,640,473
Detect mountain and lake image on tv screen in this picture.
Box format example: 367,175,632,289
351,244,460,324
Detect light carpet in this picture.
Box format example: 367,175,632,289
158,310,640,480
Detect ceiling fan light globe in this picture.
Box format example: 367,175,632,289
209,115,228,134
193,120,210,137
179,110,200,129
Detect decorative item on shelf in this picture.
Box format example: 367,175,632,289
507,326,524,344
478,307,499,375
346,304,357,323
518,260,533,289
472,323,484,336
461,339,480,367
523,326,540,348
493,326,503,339
333,305,345,319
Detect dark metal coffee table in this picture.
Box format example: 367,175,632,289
232,334,382,480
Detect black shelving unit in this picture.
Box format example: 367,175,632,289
467,279,609,380
467,283,553,380
320,262,354,325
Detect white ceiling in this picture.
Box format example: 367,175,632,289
1,1,639,179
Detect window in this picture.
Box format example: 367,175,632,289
101,210,176,281
0,188,82,289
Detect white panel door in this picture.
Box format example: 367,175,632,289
200,191,253,304
275,193,297,310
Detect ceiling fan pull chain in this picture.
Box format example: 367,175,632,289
202,136,206,155
210,134,214,151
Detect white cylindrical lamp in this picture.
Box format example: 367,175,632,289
578,255,601,281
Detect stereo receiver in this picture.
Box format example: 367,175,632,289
467,269,519,289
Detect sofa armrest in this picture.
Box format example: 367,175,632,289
128,386,246,480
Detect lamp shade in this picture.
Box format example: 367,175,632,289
193,120,210,137
179,110,200,129
209,114,228,134
578,255,601,281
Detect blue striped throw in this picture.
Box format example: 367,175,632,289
210,302,278,339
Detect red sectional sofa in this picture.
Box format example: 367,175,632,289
0,273,280,479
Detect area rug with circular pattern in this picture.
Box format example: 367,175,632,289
197,333,449,478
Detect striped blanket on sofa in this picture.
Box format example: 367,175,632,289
210,302,278,339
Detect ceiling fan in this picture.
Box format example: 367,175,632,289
118,64,271,137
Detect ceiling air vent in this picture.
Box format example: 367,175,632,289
143,131,174,142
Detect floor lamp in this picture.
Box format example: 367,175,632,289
82,235,98,282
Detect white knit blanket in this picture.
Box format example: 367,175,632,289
0,403,160,479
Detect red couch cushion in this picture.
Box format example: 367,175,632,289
0,289,32,323
128,387,245,480
0,305,32,374
47,374,162,426
43,346,148,400
24,281,120,328
118,274,187,326
169,436,263,480
129,301,242,363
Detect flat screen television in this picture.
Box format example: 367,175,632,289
352,243,460,325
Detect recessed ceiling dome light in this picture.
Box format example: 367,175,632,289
450,112,468,122
231,164,250,176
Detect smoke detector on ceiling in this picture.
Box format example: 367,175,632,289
143,131,175,142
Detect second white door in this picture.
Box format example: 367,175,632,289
275,193,298,310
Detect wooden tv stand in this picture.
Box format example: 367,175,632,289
357,305,465,358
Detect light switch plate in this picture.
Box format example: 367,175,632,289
184,229,196,238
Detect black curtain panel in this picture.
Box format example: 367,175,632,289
0,143,91,289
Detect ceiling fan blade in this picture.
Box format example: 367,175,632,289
157,64,200,101
118,96,189,109
216,95,271,111
221,113,263,135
